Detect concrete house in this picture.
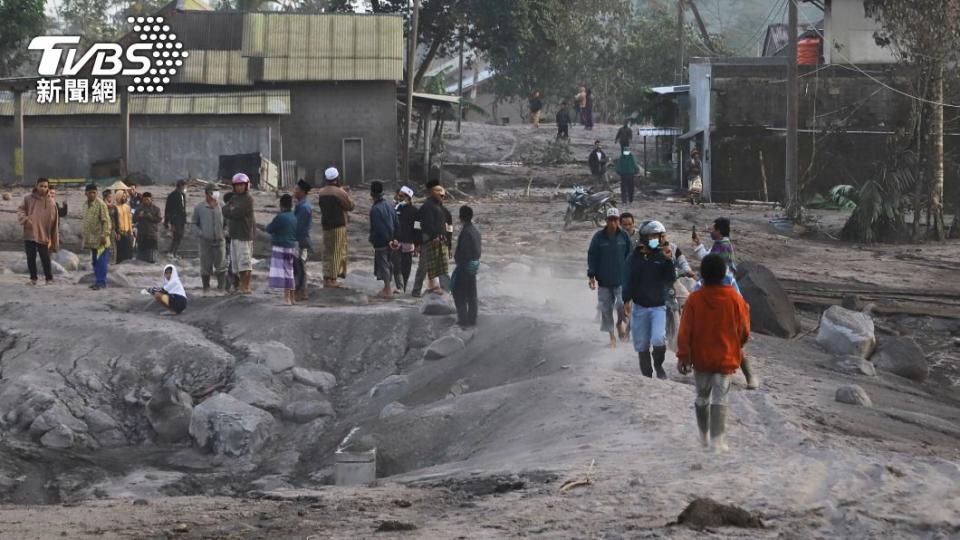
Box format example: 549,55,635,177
1,3,403,187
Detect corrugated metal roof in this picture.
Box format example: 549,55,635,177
412,92,461,105
168,12,245,50
0,90,290,116
178,50,252,85
241,14,403,81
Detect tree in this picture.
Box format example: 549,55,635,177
864,0,960,240
0,0,46,76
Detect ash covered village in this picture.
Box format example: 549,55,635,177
0,0,959,538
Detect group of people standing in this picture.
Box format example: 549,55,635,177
588,213,753,452
528,86,595,138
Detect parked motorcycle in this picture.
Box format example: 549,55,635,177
563,185,617,230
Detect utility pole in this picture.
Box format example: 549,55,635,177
676,0,685,84
686,0,715,54
457,30,464,134
785,0,800,222
401,0,421,182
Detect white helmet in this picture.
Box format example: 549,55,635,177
606,207,620,219
640,220,666,236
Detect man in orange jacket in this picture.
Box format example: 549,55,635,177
677,254,750,452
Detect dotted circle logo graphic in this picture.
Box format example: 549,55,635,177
125,16,188,94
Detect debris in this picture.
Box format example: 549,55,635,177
674,498,764,530
559,459,595,494
375,520,417,532
835,384,872,407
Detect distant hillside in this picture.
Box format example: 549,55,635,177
636,0,824,55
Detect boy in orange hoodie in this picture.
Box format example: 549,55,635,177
677,254,750,452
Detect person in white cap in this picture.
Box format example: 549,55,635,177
586,206,631,349
221,172,256,294
393,185,418,292
314,166,354,287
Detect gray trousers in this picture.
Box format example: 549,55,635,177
597,286,624,333
198,239,226,277
694,372,732,406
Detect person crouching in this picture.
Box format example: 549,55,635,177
150,264,188,314
677,254,751,452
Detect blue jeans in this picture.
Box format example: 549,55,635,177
91,248,110,287
631,305,666,352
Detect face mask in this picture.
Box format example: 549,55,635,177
647,239,660,249
211,191,221,201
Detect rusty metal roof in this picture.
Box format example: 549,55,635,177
177,50,252,85
0,90,290,116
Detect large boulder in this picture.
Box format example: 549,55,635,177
281,400,334,424
291,368,337,393
816,305,876,358
10,258,68,276
29,401,88,439
735,261,800,338
420,292,456,316
369,374,408,399
246,341,296,373
188,393,276,457
229,379,283,411
78,270,133,288
873,337,929,382
423,335,465,360
54,249,81,272
40,425,77,449
146,383,194,443
835,384,872,407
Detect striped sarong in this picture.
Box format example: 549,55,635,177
323,226,348,279
424,239,449,280
268,246,296,289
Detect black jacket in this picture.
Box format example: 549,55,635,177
615,126,633,147
397,203,419,244
588,149,607,175
556,108,570,127
529,96,543,113
418,197,452,248
164,189,187,226
621,247,676,307
455,222,482,265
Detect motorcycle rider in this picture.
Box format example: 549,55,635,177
622,220,677,378
587,207,632,348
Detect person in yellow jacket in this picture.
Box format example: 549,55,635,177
82,183,112,290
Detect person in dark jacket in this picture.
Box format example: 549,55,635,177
369,181,399,298
556,100,570,140
293,179,313,301
412,179,452,296
266,194,298,305
615,121,633,149
164,180,188,258
315,167,354,288
583,88,595,130
529,90,543,128
587,207,632,348
221,173,256,294
452,205,481,327
134,192,162,263
622,220,677,378
393,186,418,292
588,140,608,183
615,148,641,204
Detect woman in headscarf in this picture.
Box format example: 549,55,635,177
149,264,188,314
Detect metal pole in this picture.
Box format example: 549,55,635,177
676,0,684,84
785,0,799,220
13,90,24,186
457,30,464,133
643,136,648,182
401,0,421,182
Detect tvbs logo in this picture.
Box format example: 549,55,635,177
28,16,187,100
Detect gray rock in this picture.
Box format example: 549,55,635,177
735,262,801,338
816,305,876,358
146,383,194,443
29,402,88,437
424,335,465,360
873,337,929,382
54,249,81,272
84,409,120,433
420,292,456,316
247,341,296,373
369,374,408,399
291,368,337,393
234,363,276,385
379,402,409,419
281,400,334,424
40,425,76,449
830,355,877,376
229,379,283,411
11,258,68,276
78,270,133,288
835,384,872,407
189,393,276,457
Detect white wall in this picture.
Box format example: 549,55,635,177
824,0,896,64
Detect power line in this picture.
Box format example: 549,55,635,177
792,0,960,108
740,0,787,55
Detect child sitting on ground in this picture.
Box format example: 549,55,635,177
677,254,750,452
148,264,188,315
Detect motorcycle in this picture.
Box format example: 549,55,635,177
563,185,617,230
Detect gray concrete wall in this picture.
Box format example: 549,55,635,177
278,81,397,185
0,115,273,184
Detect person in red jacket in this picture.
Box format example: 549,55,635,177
677,253,750,452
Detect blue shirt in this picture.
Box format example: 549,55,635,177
369,198,398,248
294,198,312,249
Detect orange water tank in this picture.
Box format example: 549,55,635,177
798,37,820,66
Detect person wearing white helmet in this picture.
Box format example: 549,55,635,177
314,166,355,287
221,172,256,294
622,218,676,378
587,206,632,348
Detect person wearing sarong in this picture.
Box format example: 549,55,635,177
368,181,399,298
266,194,298,305
134,192,161,263
417,179,452,294
315,167,354,288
